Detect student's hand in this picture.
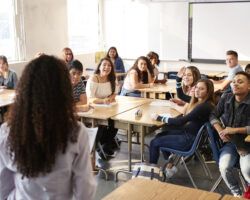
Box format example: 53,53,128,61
169,98,185,106
220,127,236,135
76,104,93,112
149,83,154,88
177,67,186,78
0,86,7,89
103,98,111,104
151,113,159,120
219,129,231,142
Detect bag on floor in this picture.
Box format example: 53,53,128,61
132,162,162,181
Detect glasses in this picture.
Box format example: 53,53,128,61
66,53,72,55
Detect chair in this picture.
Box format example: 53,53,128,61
167,71,178,79
160,124,212,188
205,122,247,192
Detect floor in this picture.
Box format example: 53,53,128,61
93,131,239,200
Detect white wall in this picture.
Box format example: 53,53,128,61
9,0,249,78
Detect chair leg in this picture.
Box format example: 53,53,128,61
97,142,107,160
210,175,223,192
115,169,132,182
239,171,247,192
195,151,213,179
181,157,198,188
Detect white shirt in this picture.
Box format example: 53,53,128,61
86,76,119,98
0,122,96,200
226,65,243,81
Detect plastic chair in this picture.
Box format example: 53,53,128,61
167,71,178,79
160,124,212,188
205,122,247,192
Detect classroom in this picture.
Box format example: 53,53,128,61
0,0,250,200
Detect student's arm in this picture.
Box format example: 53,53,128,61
72,124,96,200
0,125,15,200
216,79,231,91
209,94,231,141
147,69,154,83
175,76,191,103
130,70,151,89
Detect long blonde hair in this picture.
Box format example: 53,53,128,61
185,79,215,114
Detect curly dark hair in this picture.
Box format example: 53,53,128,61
94,57,116,94
7,55,79,178
129,56,154,84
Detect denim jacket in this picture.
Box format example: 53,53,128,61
210,92,250,152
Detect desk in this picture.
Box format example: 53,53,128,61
102,178,221,200
245,135,250,142
139,80,176,99
78,96,152,126
221,194,246,200
112,100,181,171
0,89,15,107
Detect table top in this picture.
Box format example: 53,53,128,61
139,80,176,94
78,96,152,120
102,178,221,200
0,89,15,108
221,194,246,200
111,100,181,127
245,135,250,142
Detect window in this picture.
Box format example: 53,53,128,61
0,0,24,61
67,0,99,54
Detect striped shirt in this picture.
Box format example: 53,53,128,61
73,79,86,102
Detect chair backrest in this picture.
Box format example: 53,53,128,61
167,71,178,80
160,124,207,157
205,122,222,164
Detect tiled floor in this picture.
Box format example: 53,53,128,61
93,131,237,200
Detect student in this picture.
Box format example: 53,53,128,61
69,60,87,105
106,46,125,73
147,51,160,79
210,71,250,198
171,66,201,106
0,55,96,200
150,79,215,178
245,63,250,74
86,57,119,158
62,47,74,66
120,56,154,97
213,50,243,92
0,55,18,89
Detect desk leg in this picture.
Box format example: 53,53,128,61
140,126,145,162
128,124,132,172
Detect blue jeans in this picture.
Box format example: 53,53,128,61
149,129,195,164
120,88,141,97
219,143,250,196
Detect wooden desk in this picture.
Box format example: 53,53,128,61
221,194,246,200
78,96,152,126
245,135,250,142
0,89,15,108
112,100,181,171
139,80,176,99
102,178,221,200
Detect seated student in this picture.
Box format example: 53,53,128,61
0,55,96,200
120,56,154,97
69,60,91,112
210,71,250,198
86,57,119,158
62,47,74,67
0,55,18,89
171,66,201,106
213,50,243,93
245,63,250,74
106,46,125,73
150,79,214,178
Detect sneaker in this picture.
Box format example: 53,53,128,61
164,166,178,179
243,186,250,199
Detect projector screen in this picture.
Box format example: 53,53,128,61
192,2,250,61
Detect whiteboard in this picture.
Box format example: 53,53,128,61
192,2,250,61
103,1,189,61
